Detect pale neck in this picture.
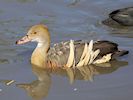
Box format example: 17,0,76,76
36,41,50,51
31,41,50,68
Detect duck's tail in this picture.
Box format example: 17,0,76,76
112,50,129,59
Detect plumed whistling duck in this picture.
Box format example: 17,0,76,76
103,7,133,26
16,24,128,69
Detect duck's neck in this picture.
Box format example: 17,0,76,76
31,42,50,68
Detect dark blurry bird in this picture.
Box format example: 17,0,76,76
103,7,133,26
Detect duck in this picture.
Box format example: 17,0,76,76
16,24,128,69
103,7,133,26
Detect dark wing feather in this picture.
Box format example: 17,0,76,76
93,40,118,57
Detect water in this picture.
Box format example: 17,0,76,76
0,0,133,100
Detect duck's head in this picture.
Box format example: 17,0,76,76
16,24,50,45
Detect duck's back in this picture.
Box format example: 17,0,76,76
47,40,124,67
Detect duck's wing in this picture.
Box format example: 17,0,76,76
93,40,128,59
47,40,122,67
93,40,118,57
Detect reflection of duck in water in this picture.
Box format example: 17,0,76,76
103,7,133,27
16,60,128,100
56,60,128,83
16,24,128,69
16,66,51,100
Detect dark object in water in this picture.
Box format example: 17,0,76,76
103,7,133,26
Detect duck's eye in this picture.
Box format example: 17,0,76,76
33,32,37,34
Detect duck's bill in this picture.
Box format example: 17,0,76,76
16,35,31,45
